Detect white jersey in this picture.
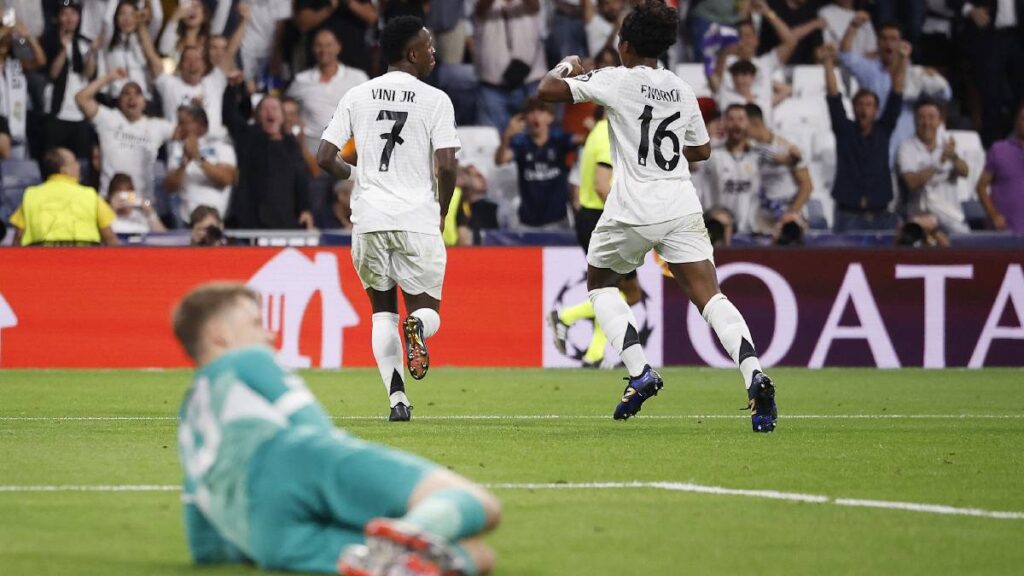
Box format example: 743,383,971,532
565,65,710,226
704,142,761,234
321,71,461,235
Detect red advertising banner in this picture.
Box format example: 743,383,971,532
0,247,542,368
661,249,1024,368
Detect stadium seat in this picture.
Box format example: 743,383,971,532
675,63,712,97
2,158,42,188
457,126,500,179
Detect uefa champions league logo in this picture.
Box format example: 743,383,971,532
549,271,655,366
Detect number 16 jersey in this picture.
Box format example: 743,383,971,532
565,65,710,226
321,70,461,235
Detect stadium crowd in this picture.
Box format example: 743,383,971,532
0,0,1022,246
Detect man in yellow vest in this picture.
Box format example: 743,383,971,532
548,114,644,367
9,147,119,246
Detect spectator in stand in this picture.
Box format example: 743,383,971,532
744,103,812,235
717,59,775,120
703,104,760,234
976,101,1024,234
9,147,118,246
165,104,237,228
839,16,951,160
547,0,589,66
107,172,165,233
158,0,212,61
956,0,1024,147
818,0,877,57
688,0,749,60
293,0,378,76
0,20,46,158
473,0,546,132
239,0,293,84
583,0,625,58
708,2,800,127
79,0,163,49
451,164,500,245
76,68,175,206
97,0,163,102
44,0,102,159
281,97,322,177
917,1,957,75
897,98,970,234
189,204,227,246
874,0,926,43
207,20,249,75
154,45,229,137
495,96,577,229
759,0,830,65
426,0,469,65
223,75,314,230
824,42,904,232
285,28,368,155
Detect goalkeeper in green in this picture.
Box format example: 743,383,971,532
172,283,501,575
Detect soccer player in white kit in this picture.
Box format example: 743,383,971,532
317,16,460,422
538,0,777,432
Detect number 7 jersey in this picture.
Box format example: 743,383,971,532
320,70,461,235
564,65,710,226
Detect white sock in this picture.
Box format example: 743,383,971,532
702,293,762,389
372,312,408,407
589,287,648,377
410,308,441,338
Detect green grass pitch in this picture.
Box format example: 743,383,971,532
2,367,1023,575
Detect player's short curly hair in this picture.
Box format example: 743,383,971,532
381,15,425,64
620,0,678,58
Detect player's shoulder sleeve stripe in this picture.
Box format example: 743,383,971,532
274,388,316,417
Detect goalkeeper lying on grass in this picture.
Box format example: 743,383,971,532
172,282,501,575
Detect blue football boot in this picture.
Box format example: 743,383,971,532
613,365,663,420
748,371,777,433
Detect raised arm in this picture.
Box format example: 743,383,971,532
788,166,813,213
12,23,47,71
495,114,524,165
841,10,871,54
435,147,459,233
824,44,840,97
753,1,798,64
76,69,125,120
223,2,252,72
136,11,164,79
346,0,379,26
537,56,584,103
295,0,339,33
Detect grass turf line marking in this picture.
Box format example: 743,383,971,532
1,414,1023,421
2,482,1022,520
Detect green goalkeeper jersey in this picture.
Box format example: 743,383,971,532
177,345,333,562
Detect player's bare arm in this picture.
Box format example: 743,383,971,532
435,147,458,232
683,141,712,162
537,56,585,103
316,140,353,181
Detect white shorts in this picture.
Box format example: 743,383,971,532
351,231,447,300
587,212,714,274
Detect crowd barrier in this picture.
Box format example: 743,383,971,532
0,247,1020,368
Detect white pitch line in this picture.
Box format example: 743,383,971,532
0,414,1022,422
1,482,1021,521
